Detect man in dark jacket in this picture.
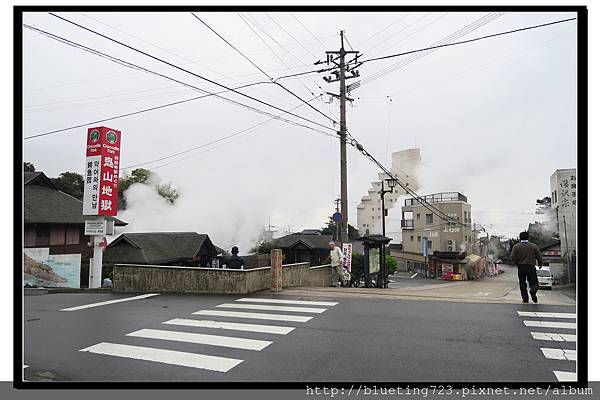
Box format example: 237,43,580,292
225,246,244,269
511,231,544,303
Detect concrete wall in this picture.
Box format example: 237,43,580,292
113,262,332,294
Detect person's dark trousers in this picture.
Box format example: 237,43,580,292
518,265,539,302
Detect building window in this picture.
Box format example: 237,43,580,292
36,227,50,247
464,211,467,221
428,240,432,249
66,227,80,245
372,216,375,219
416,213,420,221
372,208,374,211
50,227,66,245
363,224,366,227
24,228,36,247
417,236,421,242
426,214,433,224
410,236,414,242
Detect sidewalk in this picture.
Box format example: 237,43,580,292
283,267,576,306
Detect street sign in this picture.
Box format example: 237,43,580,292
422,236,428,257
332,212,343,223
85,220,106,235
83,126,122,216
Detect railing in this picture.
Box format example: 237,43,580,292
404,192,467,206
401,219,414,229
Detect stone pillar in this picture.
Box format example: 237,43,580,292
271,249,283,292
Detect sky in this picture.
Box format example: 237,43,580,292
21,10,578,253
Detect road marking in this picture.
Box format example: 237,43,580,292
523,320,576,330
193,310,313,323
60,293,159,311
518,311,576,319
530,332,577,342
216,303,326,314
554,371,577,381
541,348,577,361
164,318,295,335
80,342,242,372
236,298,338,306
126,329,272,351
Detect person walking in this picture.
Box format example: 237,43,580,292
328,241,344,287
511,231,544,303
224,246,244,269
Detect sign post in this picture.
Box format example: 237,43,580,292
422,236,429,278
270,249,283,292
83,126,121,288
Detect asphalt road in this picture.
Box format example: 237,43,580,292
23,291,577,382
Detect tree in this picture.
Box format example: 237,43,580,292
51,172,84,200
321,218,360,240
250,240,281,255
24,162,36,172
117,168,179,210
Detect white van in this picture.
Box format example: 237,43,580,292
536,267,553,290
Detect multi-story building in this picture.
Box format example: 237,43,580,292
550,168,576,281
395,192,476,274
357,148,420,236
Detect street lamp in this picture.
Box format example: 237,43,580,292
378,178,396,288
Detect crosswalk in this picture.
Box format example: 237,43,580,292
517,309,576,382
79,297,338,373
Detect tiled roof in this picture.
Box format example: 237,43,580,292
105,232,217,263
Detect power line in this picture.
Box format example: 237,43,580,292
191,13,271,80
23,81,266,140
350,13,503,92
122,95,334,170
355,14,410,48
193,14,338,126
291,14,328,49
265,13,319,59
362,16,577,64
23,24,330,140
48,12,337,133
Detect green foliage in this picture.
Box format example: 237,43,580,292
350,252,397,277
385,255,398,275
117,168,179,210
51,172,84,200
320,218,360,240
24,162,35,172
250,240,281,255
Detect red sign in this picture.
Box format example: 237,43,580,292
83,127,121,216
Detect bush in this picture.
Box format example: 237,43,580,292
350,252,397,276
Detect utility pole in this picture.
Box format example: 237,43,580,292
563,215,571,282
322,31,360,244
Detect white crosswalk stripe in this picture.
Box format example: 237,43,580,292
80,342,243,372
79,297,337,372
517,311,576,319
517,309,576,381
554,371,577,381
216,303,327,314
126,328,272,351
540,348,577,361
193,309,313,322
523,320,576,329
163,318,295,335
236,298,338,306
530,332,576,342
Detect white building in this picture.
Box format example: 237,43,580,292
550,169,577,265
357,148,421,236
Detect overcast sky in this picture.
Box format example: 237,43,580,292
21,10,578,252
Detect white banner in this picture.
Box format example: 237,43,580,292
342,243,352,273
82,155,101,215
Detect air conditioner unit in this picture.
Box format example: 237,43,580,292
447,240,456,252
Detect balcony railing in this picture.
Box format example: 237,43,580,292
404,192,467,207
401,219,414,229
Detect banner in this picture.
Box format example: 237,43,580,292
83,127,121,216
342,243,352,273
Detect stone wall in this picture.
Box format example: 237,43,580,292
113,262,331,294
